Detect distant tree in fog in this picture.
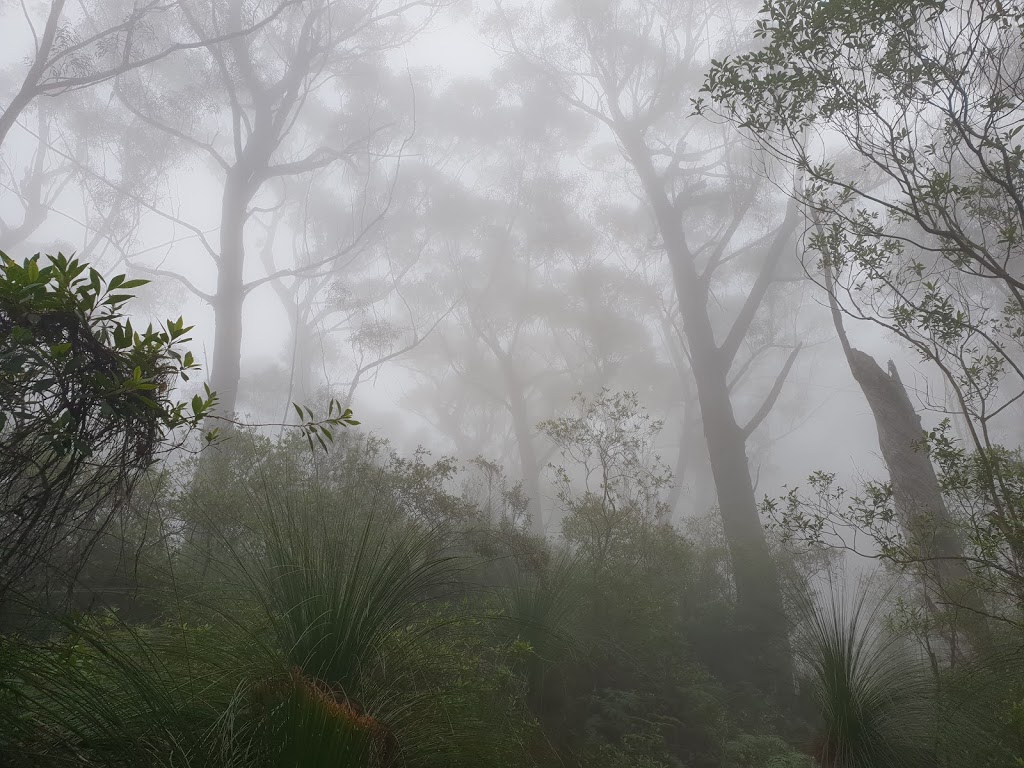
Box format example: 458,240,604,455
110,0,443,417
710,0,1024,635
0,0,299,149
491,0,805,688
400,77,671,535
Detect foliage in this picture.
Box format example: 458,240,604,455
2,1,1023,765
252,668,381,768
935,639,1024,767
722,734,814,768
707,5,1024,722
0,613,267,767
8,417,1018,768
0,251,215,603
290,399,361,453
0,456,534,767
0,427,810,767
792,577,936,768
541,390,673,565
704,0,1024,531
233,493,457,697
764,426,1024,630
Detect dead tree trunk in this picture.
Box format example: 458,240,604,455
822,263,987,646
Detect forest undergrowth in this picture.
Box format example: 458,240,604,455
1,431,1022,768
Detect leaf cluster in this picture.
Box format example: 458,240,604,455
0,251,214,602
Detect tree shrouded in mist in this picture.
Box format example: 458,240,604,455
3,0,1024,765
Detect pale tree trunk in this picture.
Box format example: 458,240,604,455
195,169,253,576
660,319,701,520
209,170,252,417
257,211,322,421
500,356,545,537
289,305,319,405
469,309,546,537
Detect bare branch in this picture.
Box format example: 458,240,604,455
741,343,803,438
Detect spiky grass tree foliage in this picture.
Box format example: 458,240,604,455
499,550,582,663
935,639,1024,767
496,549,584,735
1,465,533,767
794,576,936,768
0,614,270,767
233,492,460,765
207,467,537,767
249,668,384,767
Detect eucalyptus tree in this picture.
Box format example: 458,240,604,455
1,46,177,257
708,0,1024,628
621,211,813,520
24,85,188,274
410,170,585,535
490,0,806,681
401,75,672,536
251,146,455,423
0,0,301,150
112,0,443,416
706,0,1024,452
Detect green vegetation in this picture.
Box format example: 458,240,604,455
0,251,215,606
1,256,1022,766
0,428,789,768
5,421,1021,767
2,0,1023,765
3,312,1022,764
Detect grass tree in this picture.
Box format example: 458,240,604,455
793,576,936,768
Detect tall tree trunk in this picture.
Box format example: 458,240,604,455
823,265,987,646
195,169,252,576
691,349,788,647
471,311,546,537
660,326,699,520
209,170,251,417
667,404,703,520
278,292,318,422
619,128,792,690
501,359,544,536
292,308,319,405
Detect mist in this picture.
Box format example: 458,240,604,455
2,1,1022,766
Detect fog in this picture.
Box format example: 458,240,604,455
0,0,921,507
2,1,1022,764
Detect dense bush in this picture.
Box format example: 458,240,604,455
3,261,1020,768
0,430,816,767
0,251,214,610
